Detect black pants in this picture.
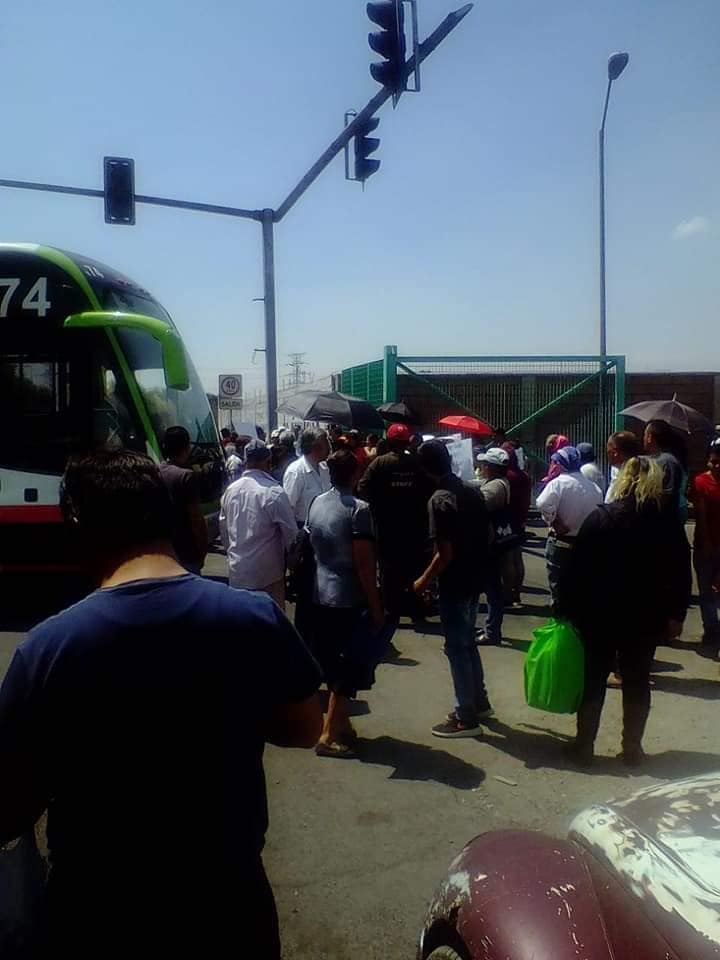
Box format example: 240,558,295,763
379,548,428,621
578,638,656,750
583,641,655,709
501,544,525,603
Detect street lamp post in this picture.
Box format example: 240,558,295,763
598,51,629,358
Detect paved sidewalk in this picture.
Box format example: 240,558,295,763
263,535,718,959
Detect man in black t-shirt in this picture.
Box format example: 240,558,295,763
158,425,208,573
413,441,493,738
358,423,432,624
0,450,322,959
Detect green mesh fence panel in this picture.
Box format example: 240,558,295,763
340,360,384,406
338,353,624,481
394,356,622,480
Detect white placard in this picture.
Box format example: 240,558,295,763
218,374,243,410
446,437,474,481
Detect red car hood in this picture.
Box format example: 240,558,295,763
420,830,614,960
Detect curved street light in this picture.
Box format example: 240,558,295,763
608,51,629,81
599,51,630,358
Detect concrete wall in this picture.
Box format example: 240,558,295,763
625,372,719,473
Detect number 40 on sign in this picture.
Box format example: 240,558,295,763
219,374,243,410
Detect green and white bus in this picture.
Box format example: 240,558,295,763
0,242,223,573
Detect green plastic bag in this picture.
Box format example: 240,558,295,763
524,618,584,714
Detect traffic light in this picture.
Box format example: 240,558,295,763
367,1,406,91
354,117,381,182
104,156,135,225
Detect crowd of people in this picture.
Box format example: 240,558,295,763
214,417,715,758
0,413,718,957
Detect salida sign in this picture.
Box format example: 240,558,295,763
218,374,243,410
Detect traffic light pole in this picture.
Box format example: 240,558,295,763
0,178,262,221
274,3,472,221
0,3,473,433
261,210,279,435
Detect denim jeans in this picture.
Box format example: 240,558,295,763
694,550,720,638
546,537,573,608
439,589,490,725
484,560,505,641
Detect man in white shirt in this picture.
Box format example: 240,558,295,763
282,428,331,525
224,443,244,482
220,439,298,609
536,445,603,606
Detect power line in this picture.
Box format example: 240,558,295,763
284,352,311,390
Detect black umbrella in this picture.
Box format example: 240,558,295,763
278,389,384,430
377,401,417,425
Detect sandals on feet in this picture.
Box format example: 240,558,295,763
315,740,357,759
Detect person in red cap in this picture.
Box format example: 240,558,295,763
358,423,433,629
387,424,410,444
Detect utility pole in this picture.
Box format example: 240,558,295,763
261,209,279,435
0,4,474,433
286,353,309,389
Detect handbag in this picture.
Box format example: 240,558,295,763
524,618,585,714
490,479,520,554
287,497,319,602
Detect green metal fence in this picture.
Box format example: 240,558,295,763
340,358,385,407
340,346,626,479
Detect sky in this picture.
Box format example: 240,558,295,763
2,0,719,396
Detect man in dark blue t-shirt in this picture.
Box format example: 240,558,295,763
413,441,492,739
0,450,322,958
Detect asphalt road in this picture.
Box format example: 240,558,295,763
1,530,718,959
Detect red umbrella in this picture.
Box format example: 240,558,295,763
438,415,493,436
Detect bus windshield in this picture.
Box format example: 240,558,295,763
113,327,217,448
98,285,217,448
1,329,144,474
102,286,176,328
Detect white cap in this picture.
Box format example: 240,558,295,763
476,447,510,466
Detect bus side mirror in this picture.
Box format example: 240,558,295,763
63,311,190,391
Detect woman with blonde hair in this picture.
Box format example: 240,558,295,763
557,456,691,766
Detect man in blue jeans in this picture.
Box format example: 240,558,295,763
413,441,493,738
476,447,512,645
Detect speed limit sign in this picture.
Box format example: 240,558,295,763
219,374,243,410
